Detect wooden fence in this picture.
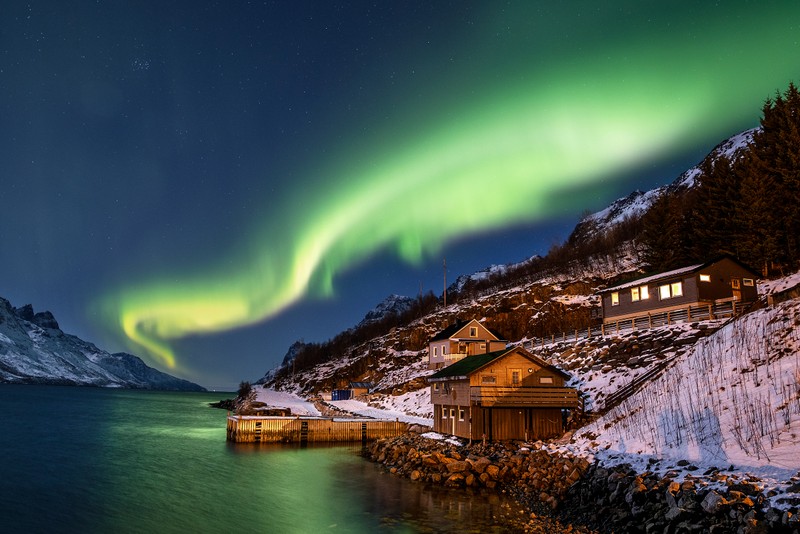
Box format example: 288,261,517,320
525,300,752,350
226,416,408,444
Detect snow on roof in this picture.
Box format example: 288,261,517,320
601,263,704,293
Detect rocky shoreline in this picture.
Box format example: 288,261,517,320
365,432,800,533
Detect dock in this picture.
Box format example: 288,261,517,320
226,415,408,444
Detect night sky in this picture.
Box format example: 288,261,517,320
2,2,799,389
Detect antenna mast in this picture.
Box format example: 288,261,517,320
443,257,447,308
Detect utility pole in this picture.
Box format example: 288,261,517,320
443,257,447,308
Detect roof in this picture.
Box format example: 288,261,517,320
429,318,506,342
427,346,570,382
428,350,506,380
600,255,760,294
349,382,373,389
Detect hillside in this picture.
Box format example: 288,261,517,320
0,298,205,391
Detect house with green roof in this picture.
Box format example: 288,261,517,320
427,345,580,441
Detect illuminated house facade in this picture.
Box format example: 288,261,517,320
426,319,507,370
428,345,579,441
599,256,759,324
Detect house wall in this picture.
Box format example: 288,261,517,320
602,273,700,321
430,379,471,408
471,407,564,441
469,352,565,388
432,404,472,438
696,258,758,302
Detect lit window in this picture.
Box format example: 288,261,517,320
659,284,671,300
660,282,683,299
458,409,465,421
539,376,554,384
469,327,478,337
700,274,711,283
641,286,649,299
732,279,741,289
433,383,439,391
743,278,754,286
611,292,619,306
631,287,640,301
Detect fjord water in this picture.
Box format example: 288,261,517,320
0,386,530,533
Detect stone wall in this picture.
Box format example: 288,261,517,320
366,432,800,533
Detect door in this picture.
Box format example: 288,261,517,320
731,278,742,301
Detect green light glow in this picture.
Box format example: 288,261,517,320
97,4,800,370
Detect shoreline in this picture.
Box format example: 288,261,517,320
364,431,800,533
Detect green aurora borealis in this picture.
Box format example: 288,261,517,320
99,3,800,373
2,2,799,385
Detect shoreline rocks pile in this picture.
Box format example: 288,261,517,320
366,432,800,533
561,463,800,533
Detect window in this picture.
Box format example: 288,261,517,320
539,377,554,384
450,409,456,418
611,292,620,306
671,282,683,297
511,369,521,385
433,383,439,391
699,274,711,283
469,327,478,337
632,286,650,301
479,343,486,350
433,347,439,357
659,282,683,300
659,284,671,300
732,279,741,289
458,409,465,421
442,408,447,419
743,278,754,287
442,345,447,354
481,375,496,384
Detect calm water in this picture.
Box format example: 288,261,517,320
0,385,532,533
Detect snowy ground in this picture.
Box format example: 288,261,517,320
328,398,432,426
570,298,800,509
253,388,321,416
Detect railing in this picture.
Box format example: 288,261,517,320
525,299,753,350
469,386,581,409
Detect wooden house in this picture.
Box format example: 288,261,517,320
426,318,507,370
427,346,580,441
599,256,759,324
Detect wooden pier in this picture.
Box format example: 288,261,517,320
226,416,408,444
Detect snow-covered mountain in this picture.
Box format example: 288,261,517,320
356,294,416,328
448,254,540,294
0,297,204,390
569,128,758,244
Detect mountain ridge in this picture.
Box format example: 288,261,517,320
0,297,205,391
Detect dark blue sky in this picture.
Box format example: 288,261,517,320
2,2,798,389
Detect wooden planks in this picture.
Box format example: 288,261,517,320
226,416,408,443
470,386,580,409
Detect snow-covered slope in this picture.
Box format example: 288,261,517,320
0,297,204,390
